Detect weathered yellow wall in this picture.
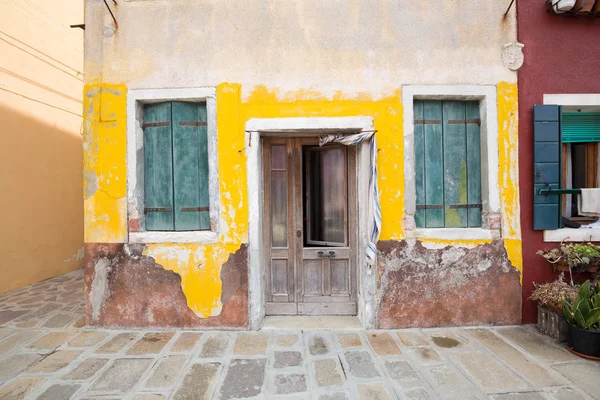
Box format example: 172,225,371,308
83,81,521,316
0,0,84,293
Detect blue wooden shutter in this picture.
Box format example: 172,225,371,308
143,102,174,231
561,112,600,143
423,101,445,227
533,105,561,230
172,101,210,231
414,100,426,228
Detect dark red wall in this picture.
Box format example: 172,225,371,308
517,1,600,323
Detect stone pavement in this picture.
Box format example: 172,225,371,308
1,270,600,399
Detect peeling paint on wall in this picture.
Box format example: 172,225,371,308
83,80,522,328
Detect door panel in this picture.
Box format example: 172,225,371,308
264,137,357,316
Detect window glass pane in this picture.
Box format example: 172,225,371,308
271,145,288,247
308,147,347,245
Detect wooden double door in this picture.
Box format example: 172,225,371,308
263,137,358,315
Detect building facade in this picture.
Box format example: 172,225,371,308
0,0,84,293
84,0,522,329
518,0,600,323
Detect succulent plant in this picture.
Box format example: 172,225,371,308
537,242,600,273
563,280,600,331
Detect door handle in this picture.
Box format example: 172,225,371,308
296,229,302,238
317,250,336,258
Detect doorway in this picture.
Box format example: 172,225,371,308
262,137,358,316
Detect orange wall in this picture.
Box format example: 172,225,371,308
0,0,84,293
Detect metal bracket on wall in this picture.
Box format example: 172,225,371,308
103,0,119,29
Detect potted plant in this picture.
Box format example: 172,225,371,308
563,280,600,359
530,279,578,342
537,242,600,283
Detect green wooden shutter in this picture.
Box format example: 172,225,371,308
533,104,561,230
561,112,600,143
172,101,210,231
423,101,445,227
414,101,426,228
143,102,174,231
465,101,482,227
443,101,468,228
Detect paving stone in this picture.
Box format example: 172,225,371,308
357,383,392,400
0,330,15,340
309,335,330,355
367,332,402,356
426,365,463,386
43,313,75,328
443,389,487,400
170,332,201,352
491,393,546,400
553,362,600,400
404,388,432,400
62,358,109,380
0,310,28,325
94,332,137,354
273,351,302,368
0,331,41,355
345,351,380,379
145,355,187,388
319,393,349,400
199,334,230,358
274,373,307,394
397,331,429,347
38,383,81,400
27,331,74,350
384,360,419,381
173,362,220,400
0,377,45,399
69,331,108,347
0,353,43,379
410,347,441,364
337,333,362,348
233,333,268,355
497,327,576,362
15,320,38,328
467,328,559,386
314,359,343,387
450,351,527,391
29,350,82,373
219,358,266,399
91,358,154,392
549,388,588,400
127,332,175,355
276,334,298,347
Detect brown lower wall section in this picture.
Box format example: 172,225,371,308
376,240,522,329
84,243,248,329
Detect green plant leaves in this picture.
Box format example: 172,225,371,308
584,307,600,329
563,299,573,324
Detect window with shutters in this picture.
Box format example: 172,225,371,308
536,97,600,242
126,88,218,243
143,101,210,231
413,100,482,228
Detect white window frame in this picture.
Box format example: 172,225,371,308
542,93,600,242
126,88,220,244
402,85,501,241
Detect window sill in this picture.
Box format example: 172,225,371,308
543,228,600,243
129,231,219,244
406,228,500,241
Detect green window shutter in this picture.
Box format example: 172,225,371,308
143,102,174,231
172,101,210,231
533,104,561,230
465,101,482,228
414,100,426,228
423,101,444,228
562,112,600,143
414,100,482,228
